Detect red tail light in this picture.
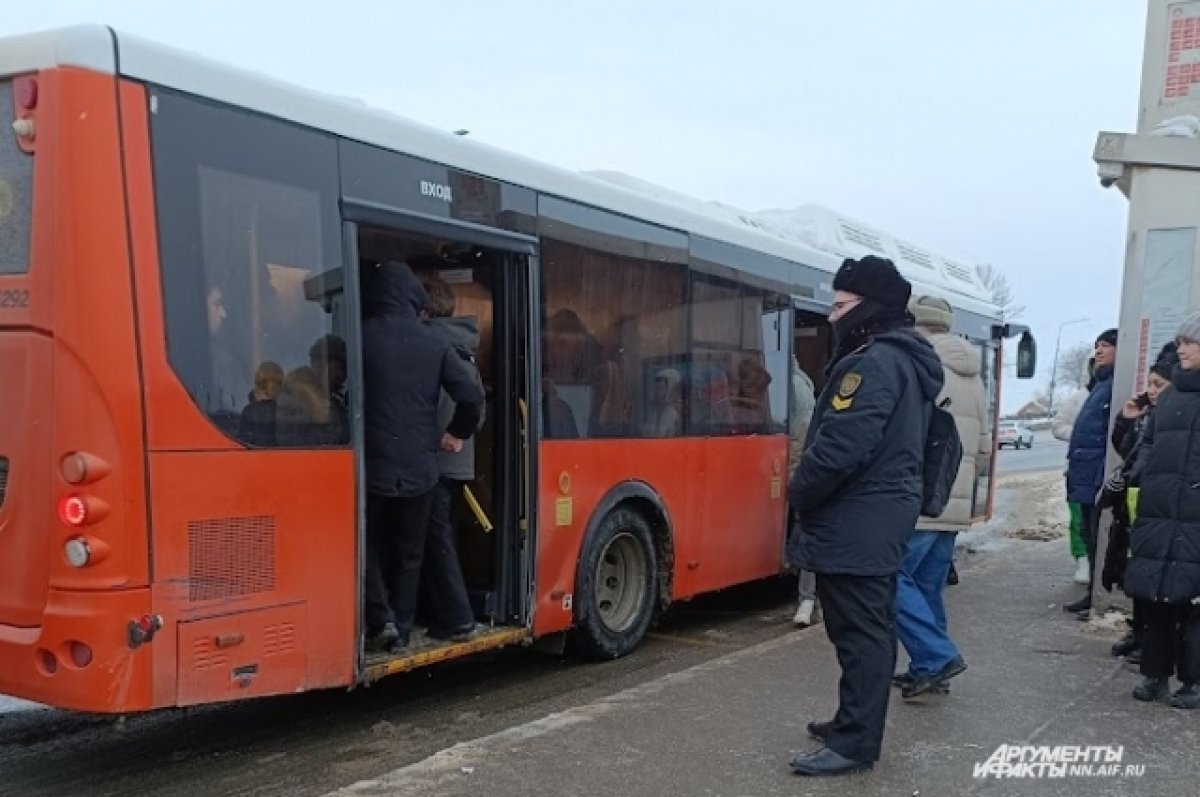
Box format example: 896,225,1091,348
14,76,38,111
58,495,87,527
68,642,93,668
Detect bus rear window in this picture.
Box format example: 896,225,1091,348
0,81,33,275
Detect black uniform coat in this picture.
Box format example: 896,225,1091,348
788,328,944,576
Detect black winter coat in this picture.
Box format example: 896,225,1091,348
1124,368,1200,604
788,327,944,576
362,262,485,498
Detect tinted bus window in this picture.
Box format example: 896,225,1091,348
541,238,687,439
689,275,787,436
149,89,346,447
0,82,33,274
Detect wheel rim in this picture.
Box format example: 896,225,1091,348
594,531,649,633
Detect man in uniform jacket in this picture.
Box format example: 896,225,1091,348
787,256,944,777
361,261,485,652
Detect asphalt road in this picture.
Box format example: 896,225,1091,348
997,433,1067,475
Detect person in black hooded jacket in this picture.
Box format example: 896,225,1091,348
361,261,485,651
786,256,944,778
1123,314,1200,709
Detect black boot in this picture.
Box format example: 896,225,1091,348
1170,683,1200,709
946,563,959,586
1111,633,1139,658
1132,676,1170,702
1063,595,1092,614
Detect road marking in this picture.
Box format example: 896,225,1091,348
323,629,806,796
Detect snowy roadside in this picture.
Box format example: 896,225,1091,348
958,470,1066,556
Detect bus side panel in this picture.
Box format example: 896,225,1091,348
688,436,788,596
119,83,356,706
147,450,356,707
534,437,787,637
117,80,238,454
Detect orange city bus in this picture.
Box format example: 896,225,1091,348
0,26,1034,713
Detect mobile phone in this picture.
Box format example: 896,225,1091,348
1135,392,1151,409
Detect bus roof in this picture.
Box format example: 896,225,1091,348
0,25,1001,320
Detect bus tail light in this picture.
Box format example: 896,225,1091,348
57,494,110,528
62,535,110,568
14,76,38,111
60,452,112,486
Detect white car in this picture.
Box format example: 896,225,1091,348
997,421,1034,450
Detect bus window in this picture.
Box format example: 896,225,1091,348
150,89,346,447
541,239,687,439
689,276,787,436
0,81,33,274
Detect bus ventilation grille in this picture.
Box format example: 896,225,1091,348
187,515,276,603
0,457,7,510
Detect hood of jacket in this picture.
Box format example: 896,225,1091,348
429,315,481,357
368,261,428,319
875,327,944,402
925,331,982,378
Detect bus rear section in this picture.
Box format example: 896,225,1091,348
0,63,156,711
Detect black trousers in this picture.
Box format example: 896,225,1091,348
419,479,476,634
364,491,435,638
816,572,897,764
1140,601,1200,683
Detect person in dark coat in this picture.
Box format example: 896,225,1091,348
417,271,485,643
361,261,486,651
1063,328,1118,615
1102,345,1177,662
786,256,944,777
1123,314,1200,709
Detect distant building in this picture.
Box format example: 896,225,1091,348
1016,400,1049,420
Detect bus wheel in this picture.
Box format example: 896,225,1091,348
573,508,658,660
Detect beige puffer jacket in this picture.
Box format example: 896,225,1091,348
917,330,992,532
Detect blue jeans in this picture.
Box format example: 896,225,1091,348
896,530,960,678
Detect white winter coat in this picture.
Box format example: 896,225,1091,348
916,330,992,532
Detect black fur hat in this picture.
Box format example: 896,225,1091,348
832,256,912,310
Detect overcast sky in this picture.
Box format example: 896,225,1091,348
5,1,1149,410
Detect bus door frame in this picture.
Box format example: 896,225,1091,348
339,204,538,676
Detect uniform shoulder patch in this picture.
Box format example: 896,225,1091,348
838,372,862,398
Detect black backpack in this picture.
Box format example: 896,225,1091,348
922,397,963,517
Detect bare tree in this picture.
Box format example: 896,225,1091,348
1056,343,1093,392
976,263,1026,321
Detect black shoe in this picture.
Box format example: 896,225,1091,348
427,623,481,643
1132,676,1170,702
892,672,949,693
1126,648,1142,665
806,720,833,741
903,657,967,699
1111,634,1139,658
365,622,401,653
1063,595,1092,614
946,564,959,586
1170,682,1200,709
789,747,872,777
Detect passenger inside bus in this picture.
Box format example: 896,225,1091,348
238,360,284,446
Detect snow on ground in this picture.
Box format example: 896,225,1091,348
959,472,1066,556
0,695,44,714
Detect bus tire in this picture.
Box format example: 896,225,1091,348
572,507,658,660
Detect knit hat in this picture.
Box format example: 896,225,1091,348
908,295,954,331
1177,311,1200,343
832,256,912,310
1095,328,1118,348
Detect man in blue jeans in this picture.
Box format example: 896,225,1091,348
895,297,992,698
